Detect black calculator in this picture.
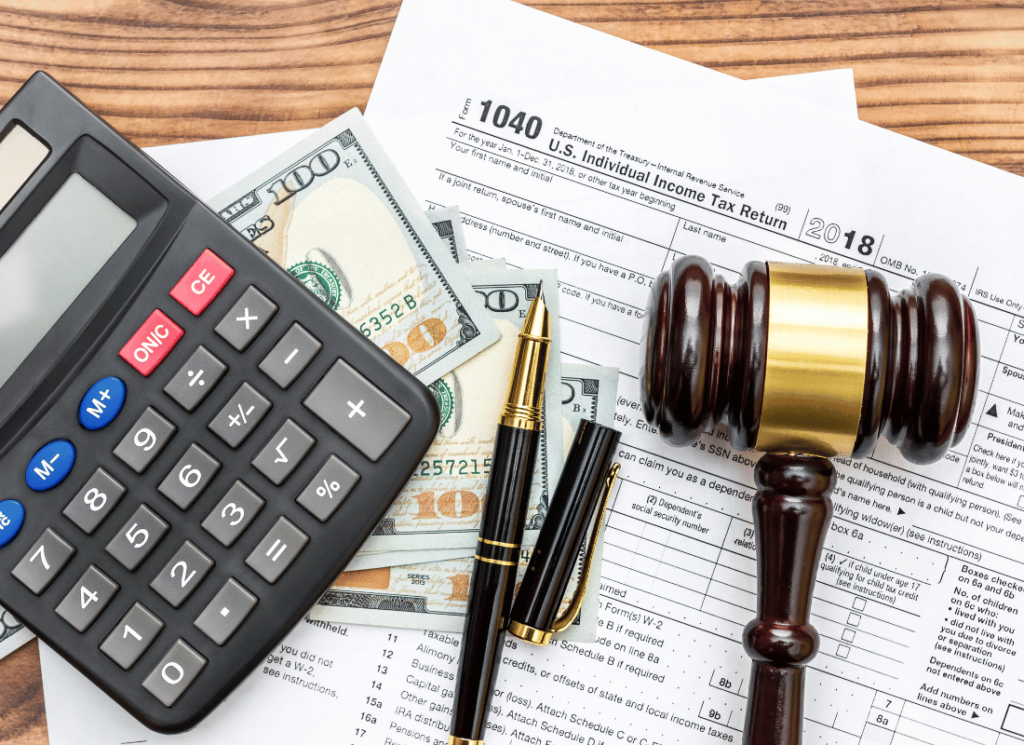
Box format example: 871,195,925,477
0,72,439,733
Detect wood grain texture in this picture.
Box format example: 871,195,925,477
0,640,47,745
0,2,1021,743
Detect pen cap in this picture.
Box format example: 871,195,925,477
508,419,621,644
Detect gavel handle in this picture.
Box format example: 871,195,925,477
742,453,835,745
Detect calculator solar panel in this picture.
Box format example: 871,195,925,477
0,72,439,733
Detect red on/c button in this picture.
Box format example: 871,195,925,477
170,248,234,316
119,309,184,376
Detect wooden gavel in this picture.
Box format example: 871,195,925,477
639,256,979,745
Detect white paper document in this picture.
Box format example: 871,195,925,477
358,2,1024,744
36,30,868,745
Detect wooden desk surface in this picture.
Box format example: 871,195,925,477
1,1,1022,742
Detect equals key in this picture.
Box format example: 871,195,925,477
259,323,322,389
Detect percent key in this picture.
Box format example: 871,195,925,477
298,456,360,521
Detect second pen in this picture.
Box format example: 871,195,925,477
449,286,551,745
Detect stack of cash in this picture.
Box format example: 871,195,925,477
0,110,617,661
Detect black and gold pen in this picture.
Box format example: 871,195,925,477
449,287,551,745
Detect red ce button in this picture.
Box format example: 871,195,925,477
170,248,234,316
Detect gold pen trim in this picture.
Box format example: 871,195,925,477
449,737,484,745
508,621,552,646
498,290,550,430
475,555,517,567
478,537,520,548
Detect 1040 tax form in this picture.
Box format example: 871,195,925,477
363,1,1024,743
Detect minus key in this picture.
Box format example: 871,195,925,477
259,323,322,389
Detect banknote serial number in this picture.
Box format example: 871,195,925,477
418,458,491,477
360,296,419,338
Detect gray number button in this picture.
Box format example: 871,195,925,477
158,444,221,510
258,323,321,389
106,505,170,571
11,528,75,594
114,407,177,473
194,579,258,645
214,285,277,352
297,456,360,522
208,383,271,448
63,468,126,535
251,419,315,485
163,346,227,412
55,565,119,632
245,517,308,584
150,541,214,608
303,359,410,461
201,481,265,547
100,603,164,670
143,640,207,707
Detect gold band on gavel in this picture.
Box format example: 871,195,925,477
755,263,868,458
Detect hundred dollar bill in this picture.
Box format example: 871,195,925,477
561,362,619,439
429,205,469,264
312,363,619,641
209,110,499,383
345,547,472,573
0,605,33,662
356,265,562,553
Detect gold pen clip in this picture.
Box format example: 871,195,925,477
550,463,620,634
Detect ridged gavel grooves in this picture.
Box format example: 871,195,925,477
639,257,979,745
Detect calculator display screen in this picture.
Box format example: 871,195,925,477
0,173,137,387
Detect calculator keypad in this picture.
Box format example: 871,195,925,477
208,383,271,448
163,346,227,412
245,517,308,584
114,407,177,473
63,468,126,534
56,565,119,632
304,359,411,462
107,505,169,571
158,444,221,510
251,419,315,485
259,323,321,389
201,482,264,547
143,639,207,707
194,579,258,646
150,541,214,608
11,528,75,594
0,210,432,729
101,603,164,670
214,286,277,352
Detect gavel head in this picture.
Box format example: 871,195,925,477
640,256,979,464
